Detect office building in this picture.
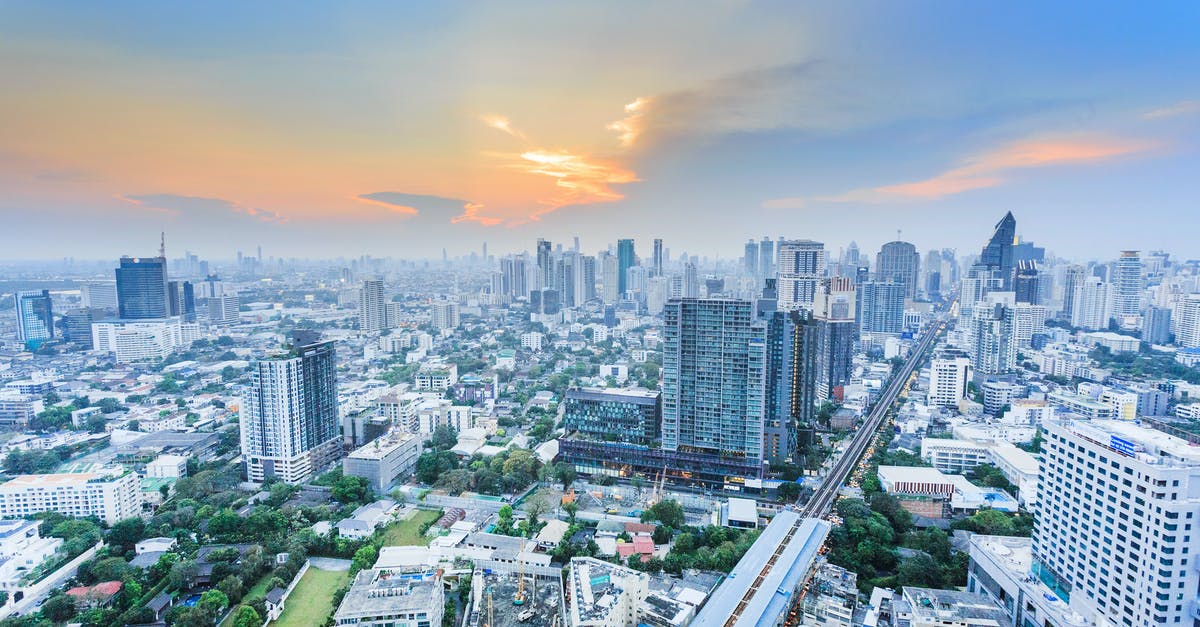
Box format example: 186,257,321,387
80,281,118,311
208,293,240,326
682,262,700,298
601,253,619,304
662,299,766,464
333,569,443,627
652,238,664,277
536,238,553,288
1142,305,1172,344
63,308,106,348
744,240,759,277
776,239,826,310
929,356,973,407
116,256,170,319
240,333,342,483
759,237,775,282
166,280,196,321
1177,294,1200,348
1013,261,1041,305
500,254,528,299
857,281,905,334
0,393,44,427
562,388,660,445
0,467,140,525
875,240,920,299
578,255,597,303
1070,277,1111,331
1110,250,1143,321
1060,265,1086,321
1036,419,1200,626
14,290,54,349
566,558,648,627
359,279,387,334
343,430,421,493
979,211,1017,289
616,239,635,297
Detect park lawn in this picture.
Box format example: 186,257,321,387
272,568,350,627
381,509,442,546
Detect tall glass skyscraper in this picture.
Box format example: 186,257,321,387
616,239,635,297
115,256,169,319
857,281,906,334
979,211,1017,289
15,290,54,349
761,309,819,463
662,298,766,464
240,332,342,483
875,240,920,299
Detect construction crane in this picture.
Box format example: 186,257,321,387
514,561,526,605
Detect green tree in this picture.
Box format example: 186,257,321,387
231,605,264,627
199,590,229,614
40,594,76,622
106,517,146,553
777,482,801,503
641,499,686,529
429,424,458,451
898,553,944,588
352,544,378,572
332,475,373,505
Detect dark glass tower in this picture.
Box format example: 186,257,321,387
980,211,1016,289
15,290,54,348
116,256,169,319
762,309,819,463
617,239,635,297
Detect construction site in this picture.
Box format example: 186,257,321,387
567,474,724,526
468,565,563,627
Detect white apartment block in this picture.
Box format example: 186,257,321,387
921,438,992,474
414,362,458,391
521,332,544,351
929,357,972,407
0,468,140,525
1177,294,1200,348
566,557,649,627
0,520,63,596
343,431,421,493
430,300,460,330
1036,419,1200,626
92,317,198,362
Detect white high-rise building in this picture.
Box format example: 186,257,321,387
1110,250,1143,322
1009,303,1049,348
777,240,826,310
1036,419,1200,626
207,293,240,326
1177,294,1200,348
240,336,342,483
1070,277,1111,331
601,253,620,304
970,294,1017,376
359,279,387,334
80,281,118,310
92,317,196,362
430,300,460,330
929,356,972,407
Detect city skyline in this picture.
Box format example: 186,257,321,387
3,2,1199,260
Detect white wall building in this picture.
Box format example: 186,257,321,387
929,357,972,406
0,468,140,525
92,317,198,362
566,557,649,627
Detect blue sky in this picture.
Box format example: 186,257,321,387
1,1,1197,261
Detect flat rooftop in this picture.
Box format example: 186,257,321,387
899,587,1010,625
1065,418,1200,465
334,569,442,620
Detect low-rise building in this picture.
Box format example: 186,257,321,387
343,431,421,493
336,499,400,540
891,587,1010,627
967,534,1093,627
567,557,649,627
920,438,991,474
0,519,62,596
0,467,140,524
146,454,188,478
332,568,443,627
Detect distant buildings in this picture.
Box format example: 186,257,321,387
875,240,920,299
776,239,826,310
359,279,388,334
92,317,199,362
979,211,1016,290
857,281,905,334
0,467,140,525
1070,277,1111,331
115,256,170,319
1177,294,1200,348
430,300,460,331
240,333,342,483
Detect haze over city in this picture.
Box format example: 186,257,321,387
3,2,1199,260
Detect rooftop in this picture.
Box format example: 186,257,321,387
1062,418,1200,466
334,569,442,620
898,587,1010,625
567,557,648,624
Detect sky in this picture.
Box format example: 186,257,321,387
2,1,1198,262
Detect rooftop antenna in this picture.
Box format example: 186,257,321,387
159,232,166,259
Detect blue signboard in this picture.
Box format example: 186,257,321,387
1111,435,1136,456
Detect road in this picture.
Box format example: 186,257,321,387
799,312,949,518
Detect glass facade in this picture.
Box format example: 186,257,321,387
116,256,169,319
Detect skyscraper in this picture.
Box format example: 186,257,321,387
1177,294,1200,348
1035,419,1200,626
167,280,196,321
758,237,775,282
1013,261,1041,305
744,239,759,277
979,211,1017,289
116,256,169,319
14,290,53,349
857,281,905,334
682,262,700,298
776,239,826,310
1060,264,1086,321
1070,277,1111,331
600,253,619,304
1110,250,1144,322
358,279,387,334
652,238,664,277
661,299,766,465
874,241,920,299
812,278,858,401
536,238,553,289
240,332,342,483
617,239,635,297
761,309,819,463
1142,305,1172,345
500,254,528,299
971,298,1017,376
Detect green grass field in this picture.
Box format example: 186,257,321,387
272,567,351,627
380,508,442,546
